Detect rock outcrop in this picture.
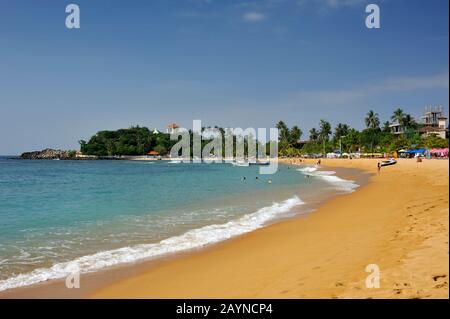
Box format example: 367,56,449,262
20,148,75,160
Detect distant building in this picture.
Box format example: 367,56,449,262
153,128,160,134
166,123,179,134
389,119,405,135
419,106,448,139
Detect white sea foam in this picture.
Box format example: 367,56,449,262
296,166,318,173
0,196,304,292
297,167,359,192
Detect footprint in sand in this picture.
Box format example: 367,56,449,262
433,274,447,281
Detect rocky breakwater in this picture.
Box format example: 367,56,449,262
20,148,76,160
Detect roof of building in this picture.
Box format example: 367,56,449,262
389,120,402,127
418,126,446,133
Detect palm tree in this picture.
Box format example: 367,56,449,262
401,114,416,129
382,121,391,133
289,126,302,145
319,120,332,142
319,120,332,154
365,110,380,155
275,121,289,142
365,110,380,129
401,114,418,138
391,108,405,124
309,128,319,142
334,123,350,140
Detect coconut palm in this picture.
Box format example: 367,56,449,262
275,121,289,142
309,128,319,142
289,126,302,145
365,110,380,130
365,110,380,155
391,108,405,124
318,120,332,155
334,123,350,140
401,114,417,129
319,120,332,142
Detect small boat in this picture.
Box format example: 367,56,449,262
230,160,249,167
235,161,249,167
380,158,397,167
249,161,270,166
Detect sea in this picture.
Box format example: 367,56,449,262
0,156,359,291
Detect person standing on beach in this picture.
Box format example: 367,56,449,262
377,162,381,172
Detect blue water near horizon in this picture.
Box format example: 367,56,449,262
0,157,357,291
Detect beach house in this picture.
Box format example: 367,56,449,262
389,119,405,135
418,106,448,139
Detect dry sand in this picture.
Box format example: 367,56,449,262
88,158,449,299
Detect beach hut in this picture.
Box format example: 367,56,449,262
148,151,159,158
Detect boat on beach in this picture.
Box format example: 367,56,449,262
380,158,397,167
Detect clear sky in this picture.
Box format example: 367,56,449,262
0,0,448,154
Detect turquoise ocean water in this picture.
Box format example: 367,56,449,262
0,157,358,291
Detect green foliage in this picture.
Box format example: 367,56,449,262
68,150,77,158
422,134,449,149
342,128,361,153
309,128,319,141
80,126,169,156
153,144,168,155
276,121,304,156
300,141,322,155
319,120,332,142
79,112,448,158
365,110,380,130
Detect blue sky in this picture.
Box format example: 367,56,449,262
0,0,448,154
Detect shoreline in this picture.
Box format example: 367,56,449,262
0,163,364,298
1,158,448,298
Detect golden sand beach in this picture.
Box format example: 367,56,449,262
87,158,448,299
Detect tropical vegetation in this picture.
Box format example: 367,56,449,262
79,108,448,157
